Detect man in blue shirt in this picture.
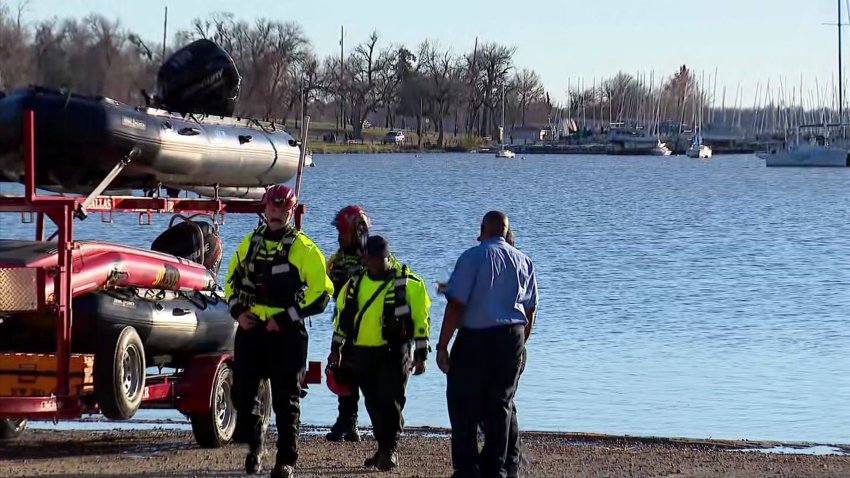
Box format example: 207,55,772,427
437,211,538,478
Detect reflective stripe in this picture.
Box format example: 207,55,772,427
415,339,429,351
394,305,410,316
394,277,407,287
271,263,291,275
287,306,301,322
332,333,346,345
283,237,295,245
241,277,253,286
247,263,255,272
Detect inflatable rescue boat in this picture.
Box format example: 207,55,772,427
0,39,303,193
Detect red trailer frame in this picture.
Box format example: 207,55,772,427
0,110,318,429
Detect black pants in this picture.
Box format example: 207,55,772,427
504,347,527,477
333,342,360,430
447,325,524,478
353,342,411,451
232,320,308,466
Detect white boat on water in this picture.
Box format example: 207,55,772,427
686,132,712,159
494,84,516,159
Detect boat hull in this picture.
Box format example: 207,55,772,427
760,146,849,167
686,146,712,159
0,86,300,190
0,289,235,366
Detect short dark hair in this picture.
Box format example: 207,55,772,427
365,235,389,258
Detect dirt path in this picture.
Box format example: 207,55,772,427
1,428,848,477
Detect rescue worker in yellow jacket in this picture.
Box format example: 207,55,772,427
225,184,333,478
328,235,431,471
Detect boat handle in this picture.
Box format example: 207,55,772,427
173,308,191,316
239,135,253,144
178,127,201,136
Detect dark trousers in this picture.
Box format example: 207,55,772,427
353,342,411,451
232,321,308,466
505,347,527,477
447,325,524,478
333,342,360,430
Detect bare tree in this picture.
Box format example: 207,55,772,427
340,31,390,139
513,68,543,127
475,42,515,137
418,40,459,147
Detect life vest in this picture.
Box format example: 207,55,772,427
338,265,414,345
231,225,304,309
328,250,365,298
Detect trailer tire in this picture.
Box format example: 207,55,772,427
231,378,272,445
95,325,146,420
257,378,272,430
0,419,27,441
190,361,237,448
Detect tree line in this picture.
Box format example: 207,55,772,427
2,5,720,144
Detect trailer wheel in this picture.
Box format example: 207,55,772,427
190,361,237,448
95,325,146,420
257,378,272,430
0,419,27,441
231,378,273,445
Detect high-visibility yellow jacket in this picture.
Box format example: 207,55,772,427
225,225,333,321
332,263,430,347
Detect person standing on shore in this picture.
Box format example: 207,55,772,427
329,235,431,471
325,205,371,443
437,211,538,478
225,184,334,478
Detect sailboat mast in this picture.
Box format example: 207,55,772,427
838,0,844,129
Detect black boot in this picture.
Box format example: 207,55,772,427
375,446,399,471
364,450,380,468
270,463,294,478
244,421,265,474
326,421,360,442
244,449,262,475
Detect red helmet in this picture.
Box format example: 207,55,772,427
262,184,297,209
332,205,369,235
325,364,355,397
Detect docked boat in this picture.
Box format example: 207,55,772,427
686,132,712,159
607,134,672,156
758,141,849,167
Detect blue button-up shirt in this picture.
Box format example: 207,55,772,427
444,237,538,330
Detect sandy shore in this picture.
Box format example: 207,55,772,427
1,427,848,477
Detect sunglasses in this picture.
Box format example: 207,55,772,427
266,197,295,209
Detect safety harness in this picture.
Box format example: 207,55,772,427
229,225,304,313
337,265,413,346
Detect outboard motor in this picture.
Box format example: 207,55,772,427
156,39,241,117
151,215,224,275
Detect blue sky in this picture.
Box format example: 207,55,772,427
14,0,848,107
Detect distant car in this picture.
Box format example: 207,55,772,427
383,130,405,145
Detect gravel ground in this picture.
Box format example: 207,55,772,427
1,428,848,478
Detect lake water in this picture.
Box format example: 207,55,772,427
2,153,849,444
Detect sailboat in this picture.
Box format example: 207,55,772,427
760,0,850,167
686,131,712,158
495,84,516,159
686,82,712,158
